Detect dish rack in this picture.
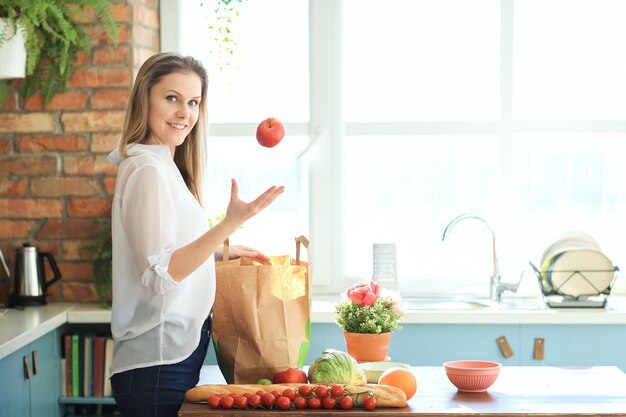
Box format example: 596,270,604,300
529,262,620,308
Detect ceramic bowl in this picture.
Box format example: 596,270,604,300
443,360,501,392
359,361,410,384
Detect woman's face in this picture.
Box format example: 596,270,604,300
146,71,202,155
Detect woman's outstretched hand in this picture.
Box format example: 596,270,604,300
223,179,285,230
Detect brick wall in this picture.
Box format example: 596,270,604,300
0,0,160,305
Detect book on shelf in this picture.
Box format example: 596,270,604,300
63,333,114,398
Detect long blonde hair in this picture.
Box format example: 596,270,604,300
119,52,208,204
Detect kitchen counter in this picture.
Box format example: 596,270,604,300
4,297,626,360
179,365,626,416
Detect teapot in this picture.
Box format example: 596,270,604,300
0,242,62,307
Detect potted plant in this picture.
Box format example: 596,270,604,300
335,281,404,362
84,219,112,308
0,0,118,107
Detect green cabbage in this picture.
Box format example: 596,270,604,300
307,349,367,385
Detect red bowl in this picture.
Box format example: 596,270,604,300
443,360,502,392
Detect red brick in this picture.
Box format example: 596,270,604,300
56,262,94,280
62,281,98,303
85,23,129,45
112,4,130,22
0,199,63,218
63,155,118,175
0,178,26,196
74,51,90,66
0,137,10,152
68,68,130,88
61,111,125,133
93,46,130,65
62,240,96,261
92,133,119,153
24,91,88,110
132,4,160,27
16,135,88,152
104,177,116,195
0,220,34,238
132,25,159,49
67,198,112,217
91,89,129,109
0,156,57,175
31,177,101,197
2,92,17,111
0,113,56,133
67,4,96,23
37,219,99,239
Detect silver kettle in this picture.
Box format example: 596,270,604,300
2,242,62,307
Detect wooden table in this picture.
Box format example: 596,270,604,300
178,365,626,416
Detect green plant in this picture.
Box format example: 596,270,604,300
204,0,248,71
84,220,112,308
0,0,118,106
335,282,403,334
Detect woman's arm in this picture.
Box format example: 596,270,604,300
168,179,283,281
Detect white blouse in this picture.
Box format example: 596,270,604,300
107,144,215,377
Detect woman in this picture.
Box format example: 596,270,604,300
107,52,284,417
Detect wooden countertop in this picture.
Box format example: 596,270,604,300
178,365,626,416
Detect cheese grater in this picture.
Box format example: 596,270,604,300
372,243,398,288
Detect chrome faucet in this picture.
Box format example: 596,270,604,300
442,213,520,303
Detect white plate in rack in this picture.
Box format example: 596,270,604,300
548,249,614,297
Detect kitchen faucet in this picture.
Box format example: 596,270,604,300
442,213,520,303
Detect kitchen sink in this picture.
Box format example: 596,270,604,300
401,296,546,311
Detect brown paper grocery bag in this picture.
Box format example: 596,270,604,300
212,236,312,384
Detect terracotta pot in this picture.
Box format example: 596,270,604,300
344,331,391,362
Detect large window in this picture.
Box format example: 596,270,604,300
176,0,626,297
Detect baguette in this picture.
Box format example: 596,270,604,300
185,383,407,407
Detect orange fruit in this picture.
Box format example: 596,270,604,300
378,367,418,400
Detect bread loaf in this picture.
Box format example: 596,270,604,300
185,383,407,407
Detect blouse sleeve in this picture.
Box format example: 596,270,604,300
121,164,181,294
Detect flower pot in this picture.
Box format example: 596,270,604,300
0,18,27,79
344,331,391,362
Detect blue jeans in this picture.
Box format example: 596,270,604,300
111,317,211,417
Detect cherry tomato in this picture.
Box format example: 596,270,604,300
307,397,322,409
261,392,276,407
282,388,296,400
314,385,329,398
271,390,282,398
256,390,266,397
234,395,248,409
330,384,345,397
276,396,291,410
298,385,312,397
322,396,336,409
229,393,241,399
207,395,221,409
293,396,307,409
363,395,377,411
220,395,235,409
242,392,253,399
339,396,354,410
248,394,261,408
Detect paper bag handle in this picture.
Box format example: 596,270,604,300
222,238,230,261
295,235,310,263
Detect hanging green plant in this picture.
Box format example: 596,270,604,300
0,0,118,107
203,0,248,71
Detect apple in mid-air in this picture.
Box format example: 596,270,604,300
256,117,285,148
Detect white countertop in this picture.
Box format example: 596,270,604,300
4,297,626,361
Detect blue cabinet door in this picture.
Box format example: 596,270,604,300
389,324,520,365
520,324,626,370
30,329,62,417
0,346,31,417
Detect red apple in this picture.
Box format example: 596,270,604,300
256,117,285,148
272,367,308,384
